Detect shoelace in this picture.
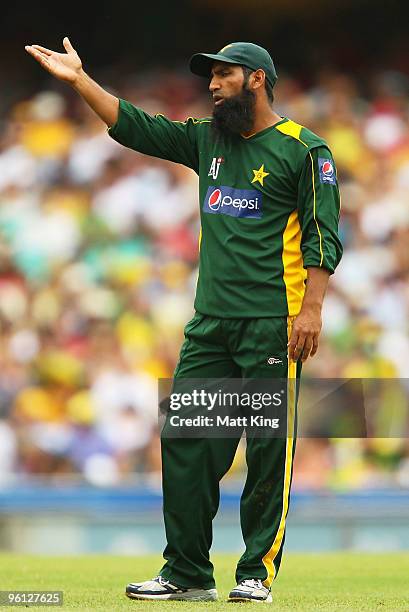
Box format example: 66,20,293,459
241,579,264,590
155,576,170,586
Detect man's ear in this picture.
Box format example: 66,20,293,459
251,69,266,91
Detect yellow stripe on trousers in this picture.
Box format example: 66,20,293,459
261,316,297,588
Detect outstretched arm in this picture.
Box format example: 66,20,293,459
26,37,199,169
25,37,119,127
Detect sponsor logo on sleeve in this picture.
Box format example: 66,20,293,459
203,186,263,218
318,158,337,185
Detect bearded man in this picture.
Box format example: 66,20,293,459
26,39,342,603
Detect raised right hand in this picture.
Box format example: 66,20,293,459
25,37,82,84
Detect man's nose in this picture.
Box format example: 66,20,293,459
209,76,220,92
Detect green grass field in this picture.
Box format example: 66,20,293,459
1,553,409,611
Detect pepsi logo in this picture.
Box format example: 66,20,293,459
322,161,334,176
318,157,337,185
204,186,263,218
208,189,222,211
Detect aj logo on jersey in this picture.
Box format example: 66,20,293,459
208,157,224,180
318,158,336,185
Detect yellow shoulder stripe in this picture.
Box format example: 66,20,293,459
177,117,212,125
276,120,324,268
275,120,308,148
154,114,211,125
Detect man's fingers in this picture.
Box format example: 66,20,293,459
25,46,49,65
25,47,54,75
32,44,53,56
310,335,319,357
287,330,298,362
291,330,308,362
301,336,313,362
288,330,306,362
63,37,75,53
294,334,306,361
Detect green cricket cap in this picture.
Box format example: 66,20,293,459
189,42,278,87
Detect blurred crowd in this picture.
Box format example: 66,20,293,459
0,67,409,489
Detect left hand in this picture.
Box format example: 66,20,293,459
288,304,322,362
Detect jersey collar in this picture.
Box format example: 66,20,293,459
240,117,289,141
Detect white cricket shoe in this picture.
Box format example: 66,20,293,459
228,579,272,603
125,575,218,601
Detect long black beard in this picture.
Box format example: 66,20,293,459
211,86,256,139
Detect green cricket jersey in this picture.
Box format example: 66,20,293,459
109,99,342,318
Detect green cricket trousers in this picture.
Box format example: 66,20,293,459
159,313,301,589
